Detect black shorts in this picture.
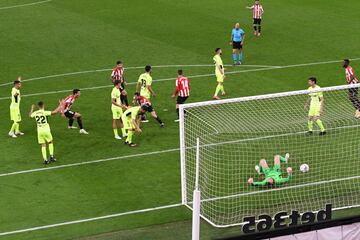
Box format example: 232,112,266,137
64,110,75,118
253,18,262,25
232,41,243,49
177,96,188,104
141,103,154,113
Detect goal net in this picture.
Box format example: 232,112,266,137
179,84,360,227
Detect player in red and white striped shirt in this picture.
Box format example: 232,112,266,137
61,89,89,134
343,59,360,118
111,60,129,106
247,0,264,36
172,69,190,122
133,92,164,127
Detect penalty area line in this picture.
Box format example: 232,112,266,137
0,0,52,10
0,203,183,236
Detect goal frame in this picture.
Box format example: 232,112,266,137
179,83,360,228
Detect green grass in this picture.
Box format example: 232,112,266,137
0,0,360,239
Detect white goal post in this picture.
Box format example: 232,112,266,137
179,83,360,228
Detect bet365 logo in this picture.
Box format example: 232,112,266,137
243,204,332,234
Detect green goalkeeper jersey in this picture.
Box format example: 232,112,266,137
252,166,291,186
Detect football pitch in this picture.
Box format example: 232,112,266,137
0,0,360,239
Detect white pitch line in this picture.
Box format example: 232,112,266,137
1,58,358,100
0,67,269,100
0,0,52,10
1,124,358,178
0,148,179,177
0,64,275,86
0,203,182,236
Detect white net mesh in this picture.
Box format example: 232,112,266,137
180,84,360,227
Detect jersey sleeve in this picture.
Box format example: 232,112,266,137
30,112,36,118
111,90,117,99
44,111,52,116
147,77,152,86
252,179,268,186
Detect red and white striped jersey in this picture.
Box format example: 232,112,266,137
111,67,125,82
139,96,151,106
345,66,358,84
175,76,190,97
252,4,264,19
63,95,76,112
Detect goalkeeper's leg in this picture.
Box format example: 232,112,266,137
255,159,268,174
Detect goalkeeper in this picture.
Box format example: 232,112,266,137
248,153,292,186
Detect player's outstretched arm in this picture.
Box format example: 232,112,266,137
29,104,35,117
248,177,267,186
51,100,64,115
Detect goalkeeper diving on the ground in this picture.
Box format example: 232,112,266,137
248,153,292,186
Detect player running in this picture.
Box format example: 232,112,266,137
62,89,89,134
112,80,127,140
133,92,164,127
9,78,24,138
304,77,326,136
213,48,226,100
121,106,147,147
246,0,264,37
342,59,360,118
111,60,129,106
248,154,292,186
29,101,62,164
230,23,245,65
136,65,156,122
172,69,190,122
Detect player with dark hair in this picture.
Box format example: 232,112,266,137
29,100,63,164
136,65,156,122
62,89,89,134
304,77,326,135
121,105,147,147
246,0,264,37
213,48,226,100
133,92,164,127
111,80,127,139
172,69,190,122
342,59,360,118
9,77,23,138
248,154,292,186
111,60,129,106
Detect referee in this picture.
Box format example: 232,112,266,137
230,23,245,65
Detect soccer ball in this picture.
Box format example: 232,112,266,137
300,164,309,173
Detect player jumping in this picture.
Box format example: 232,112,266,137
342,59,360,118
248,154,292,186
172,69,190,122
213,48,226,100
9,77,24,138
133,92,164,127
304,77,326,136
29,101,63,164
246,0,264,37
111,60,129,106
62,89,89,134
